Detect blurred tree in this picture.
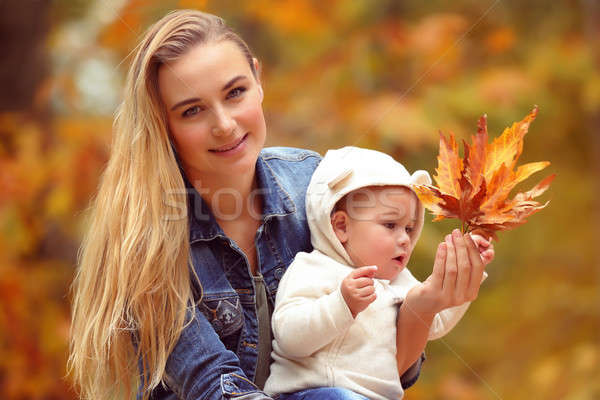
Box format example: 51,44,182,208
0,0,50,111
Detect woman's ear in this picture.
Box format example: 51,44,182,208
252,58,263,102
331,211,349,244
252,57,261,82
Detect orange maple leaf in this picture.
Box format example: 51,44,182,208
414,106,555,241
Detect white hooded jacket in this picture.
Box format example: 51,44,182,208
264,147,474,399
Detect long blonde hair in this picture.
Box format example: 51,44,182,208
68,10,257,399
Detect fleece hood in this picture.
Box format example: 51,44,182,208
306,146,432,267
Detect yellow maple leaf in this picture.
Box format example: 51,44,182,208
415,106,554,240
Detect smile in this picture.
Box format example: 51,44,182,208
210,133,248,153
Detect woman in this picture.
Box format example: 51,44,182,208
69,10,490,400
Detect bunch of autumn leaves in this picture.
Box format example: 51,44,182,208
415,107,554,241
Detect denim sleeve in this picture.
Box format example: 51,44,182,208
400,351,425,389
157,310,273,400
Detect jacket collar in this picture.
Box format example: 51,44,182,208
187,153,296,242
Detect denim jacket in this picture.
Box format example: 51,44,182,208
144,147,422,400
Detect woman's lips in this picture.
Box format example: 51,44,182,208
209,133,248,153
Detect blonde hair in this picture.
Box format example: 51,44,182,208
68,10,256,399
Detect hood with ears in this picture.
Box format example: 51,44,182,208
306,146,432,266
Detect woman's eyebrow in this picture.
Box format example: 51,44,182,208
170,75,248,111
171,97,201,111
222,75,246,91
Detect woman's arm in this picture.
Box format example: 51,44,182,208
157,309,272,400
395,299,437,376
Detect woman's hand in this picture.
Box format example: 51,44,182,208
470,233,495,265
404,229,486,317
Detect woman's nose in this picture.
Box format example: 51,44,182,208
210,105,236,136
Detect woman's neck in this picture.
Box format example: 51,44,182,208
185,165,261,221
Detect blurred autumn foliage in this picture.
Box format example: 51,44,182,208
1,0,598,399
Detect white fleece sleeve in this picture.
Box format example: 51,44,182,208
271,253,354,359
428,271,488,340
428,302,471,340
394,269,488,341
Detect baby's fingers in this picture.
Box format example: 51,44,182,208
356,284,376,298
429,242,446,290
465,234,485,300
354,277,375,289
351,265,378,279
443,234,457,295
453,231,471,296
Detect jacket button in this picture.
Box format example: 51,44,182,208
274,267,285,280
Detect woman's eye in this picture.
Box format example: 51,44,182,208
182,105,203,118
227,86,246,99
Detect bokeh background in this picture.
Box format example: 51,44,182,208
1,0,599,399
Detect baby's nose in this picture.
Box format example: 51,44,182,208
397,231,411,246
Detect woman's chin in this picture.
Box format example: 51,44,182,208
213,146,261,175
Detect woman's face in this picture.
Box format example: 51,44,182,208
158,41,266,182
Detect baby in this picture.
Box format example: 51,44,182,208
264,146,492,400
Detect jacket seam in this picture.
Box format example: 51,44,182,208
260,159,297,214
221,373,260,395
261,150,321,162
190,378,219,400
200,292,239,301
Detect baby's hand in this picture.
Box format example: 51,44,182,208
341,266,378,318
405,230,486,317
470,233,495,265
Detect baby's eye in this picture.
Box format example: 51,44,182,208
182,105,204,118
405,226,414,234
227,86,246,99
383,222,396,230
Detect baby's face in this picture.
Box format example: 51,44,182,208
339,186,417,281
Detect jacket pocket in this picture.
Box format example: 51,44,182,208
199,294,244,339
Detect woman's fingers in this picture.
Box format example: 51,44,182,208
470,233,495,265
470,233,490,249
480,249,495,265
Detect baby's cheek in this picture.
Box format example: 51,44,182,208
373,237,397,258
